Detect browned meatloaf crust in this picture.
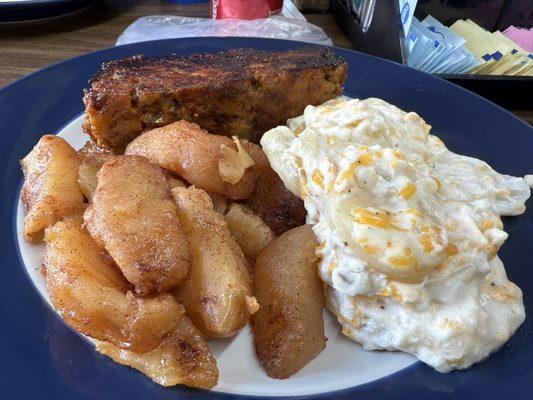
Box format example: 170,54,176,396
82,46,348,153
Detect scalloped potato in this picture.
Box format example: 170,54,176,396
20,135,84,242
261,97,529,372
44,219,184,353
172,186,258,337
252,225,325,379
84,155,190,295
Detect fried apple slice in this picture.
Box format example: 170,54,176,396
44,219,184,353
78,140,113,160
252,225,325,379
20,135,84,242
95,316,219,389
125,120,260,200
224,203,275,261
84,155,190,295
208,192,228,215
77,140,115,200
172,186,258,337
244,145,306,235
78,162,99,201
166,175,187,190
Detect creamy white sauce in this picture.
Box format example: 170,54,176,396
261,97,530,372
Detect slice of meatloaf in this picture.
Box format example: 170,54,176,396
82,46,348,153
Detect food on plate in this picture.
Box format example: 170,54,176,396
218,136,256,185
166,175,187,190
20,135,84,242
43,219,185,353
208,192,229,214
252,225,325,379
83,46,348,152
84,155,190,295
224,203,276,261
77,140,115,200
21,42,530,392
244,144,306,234
172,186,258,337
125,120,260,200
78,139,113,159
261,97,530,372
78,161,100,200
95,316,219,389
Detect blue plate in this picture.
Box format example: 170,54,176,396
0,37,532,399
0,0,94,24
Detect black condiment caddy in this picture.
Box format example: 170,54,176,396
330,0,533,109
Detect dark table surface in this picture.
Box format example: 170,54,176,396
0,0,530,124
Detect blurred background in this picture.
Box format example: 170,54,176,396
0,0,531,120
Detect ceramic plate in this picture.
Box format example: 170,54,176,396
0,37,531,399
0,0,94,24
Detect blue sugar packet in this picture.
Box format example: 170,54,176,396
442,49,471,74
405,31,418,54
446,49,479,74
407,23,432,67
411,18,445,70
406,15,481,74
423,15,465,52
399,0,418,35
422,15,465,73
410,19,441,70
459,53,481,73
432,50,467,73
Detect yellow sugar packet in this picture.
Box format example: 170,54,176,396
492,31,529,56
506,63,531,76
486,53,526,75
451,19,524,75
